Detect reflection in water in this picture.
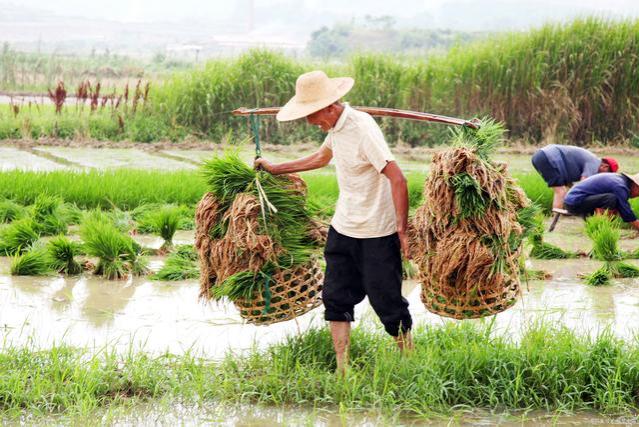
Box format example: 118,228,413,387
50,276,79,314
77,276,137,328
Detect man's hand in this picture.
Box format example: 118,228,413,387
630,220,639,233
398,230,411,259
254,158,275,173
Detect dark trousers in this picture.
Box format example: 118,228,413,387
532,150,567,187
322,226,412,337
564,193,617,217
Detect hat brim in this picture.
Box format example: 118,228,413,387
276,77,354,122
622,172,639,187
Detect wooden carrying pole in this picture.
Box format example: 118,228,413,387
232,106,479,129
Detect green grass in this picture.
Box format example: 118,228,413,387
2,322,639,419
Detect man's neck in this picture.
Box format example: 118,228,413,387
328,103,345,129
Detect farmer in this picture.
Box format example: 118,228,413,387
531,144,618,209
254,70,413,373
564,172,639,231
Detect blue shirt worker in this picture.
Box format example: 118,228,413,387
531,144,618,209
564,172,639,231
254,70,413,374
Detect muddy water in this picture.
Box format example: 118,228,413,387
33,147,197,170
2,248,639,360
57,402,639,426
0,146,66,171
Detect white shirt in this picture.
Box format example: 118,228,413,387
321,105,397,238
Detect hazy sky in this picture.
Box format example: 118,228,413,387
6,0,639,24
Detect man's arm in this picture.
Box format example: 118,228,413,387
381,161,410,259
254,145,332,175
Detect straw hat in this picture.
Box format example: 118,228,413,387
622,172,639,188
276,70,354,122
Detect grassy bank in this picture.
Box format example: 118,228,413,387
2,322,639,419
3,18,638,145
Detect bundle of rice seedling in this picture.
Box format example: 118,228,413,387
30,194,68,236
0,199,27,223
0,219,39,255
152,244,199,281
527,211,576,259
134,204,194,232
195,153,324,325
138,206,181,252
10,243,52,276
80,212,147,280
411,119,535,319
583,214,639,286
47,235,83,275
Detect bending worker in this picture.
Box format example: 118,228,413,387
254,70,413,373
564,172,639,231
531,144,618,209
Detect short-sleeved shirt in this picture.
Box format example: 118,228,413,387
564,173,637,222
321,105,396,238
541,144,601,184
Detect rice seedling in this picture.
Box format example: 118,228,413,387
197,153,325,324
201,152,318,269
527,212,576,259
521,268,552,281
152,247,199,281
585,267,612,286
30,194,68,236
10,243,52,276
58,202,83,225
0,169,206,210
529,242,576,259
0,199,27,223
47,235,83,275
0,219,39,255
583,215,639,285
80,213,147,279
136,206,181,251
411,119,534,319
584,214,624,260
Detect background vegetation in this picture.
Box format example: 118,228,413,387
2,18,638,147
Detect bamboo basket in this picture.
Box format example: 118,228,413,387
410,122,529,320
233,257,323,325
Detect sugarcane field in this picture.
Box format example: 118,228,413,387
3,3,639,426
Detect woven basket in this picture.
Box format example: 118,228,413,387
233,257,324,325
419,276,519,319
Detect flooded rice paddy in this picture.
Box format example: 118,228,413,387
4,143,639,175
4,144,639,423
3,218,639,360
